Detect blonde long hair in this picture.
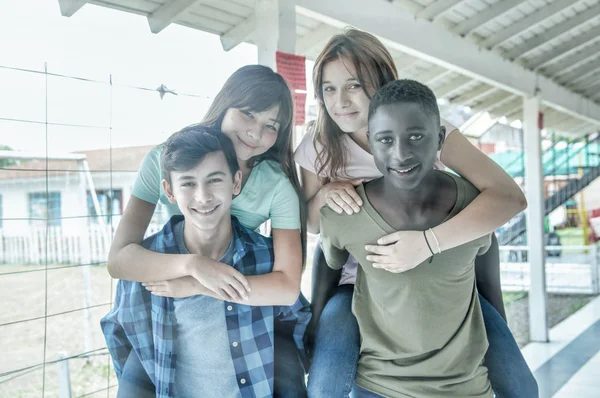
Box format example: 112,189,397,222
312,29,398,180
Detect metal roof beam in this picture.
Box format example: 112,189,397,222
416,0,467,22
451,85,497,105
556,61,600,86
148,0,203,34
477,0,574,49
569,73,600,93
452,0,521,37
413,68,452,85
490,99,522,117
504,3,600,60
580,81,600,97
550,117,585,131
220,15,255,51
295,0,600,126
57,0,87,17
296,24,339,54
542,41,600,77
435,76,473,98
394,55,422,74
524,26,600,70
472,93,516,113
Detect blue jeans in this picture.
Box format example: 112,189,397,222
307,284,360,397
308,286,538,398
274,326,308,397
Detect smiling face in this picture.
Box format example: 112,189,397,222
321,57,373,135
368,102,445,190
163,151,242,232
220,106,281,162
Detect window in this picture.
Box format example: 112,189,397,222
0,194,3,228
29,192,62,227
87,189,123,223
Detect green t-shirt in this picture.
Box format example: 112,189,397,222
132,146,300,231
320,171,493,398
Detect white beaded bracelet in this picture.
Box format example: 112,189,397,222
428,228,442,254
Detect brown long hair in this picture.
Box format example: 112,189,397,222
312,29,398,180
200,65,307,263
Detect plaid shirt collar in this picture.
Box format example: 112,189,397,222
101,216,310,398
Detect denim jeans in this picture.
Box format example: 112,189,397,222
308,286,538,398
307,284,360,397
479,294,539,398
274,327,308,397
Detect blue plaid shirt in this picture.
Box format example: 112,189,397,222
101,216,311,398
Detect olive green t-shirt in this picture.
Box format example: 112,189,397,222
320,171,493,398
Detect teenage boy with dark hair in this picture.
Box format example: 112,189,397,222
102,125,310,398
320,79,495,397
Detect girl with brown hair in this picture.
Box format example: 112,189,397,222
108,65,308,396
295,29,537,398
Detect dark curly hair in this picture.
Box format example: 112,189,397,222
368,79,440,125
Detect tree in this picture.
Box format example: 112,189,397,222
0,145,19,168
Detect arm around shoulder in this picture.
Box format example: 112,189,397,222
107,196,194,281
434,130,527,250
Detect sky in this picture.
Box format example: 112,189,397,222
0,0,299,155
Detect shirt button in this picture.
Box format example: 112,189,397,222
227,305,233,311
232,341,239,347
240,378,246,384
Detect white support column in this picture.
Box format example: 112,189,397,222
255,0,296,70
523,95,549,342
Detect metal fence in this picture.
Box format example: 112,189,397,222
0,61,208,398
499,244,600,294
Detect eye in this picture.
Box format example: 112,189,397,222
241,110,254,119
378,137,393,144
323,86,335,93
207,178,223,184
409,134,424,141
181,182,195,188
349,83,362,90
265,124,278,133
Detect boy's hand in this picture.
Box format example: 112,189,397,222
365,230,431,273
321,179,365,215
192,260,250,302
143,276,203,298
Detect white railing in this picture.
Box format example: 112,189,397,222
499,245,599,294
2,228,599,295
0,224,164,265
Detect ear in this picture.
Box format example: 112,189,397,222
437,125,446,152
232,170,242,196
162,179,177,204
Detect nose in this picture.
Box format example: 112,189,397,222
336,89,351,108
393,142,413,163
194,185,213,204
246,122,262,142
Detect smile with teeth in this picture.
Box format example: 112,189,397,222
390,165,419,174
193,205,219,215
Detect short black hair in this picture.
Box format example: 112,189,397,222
161,125,239,185
368,79,440,124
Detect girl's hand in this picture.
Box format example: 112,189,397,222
320,179,365,215
143,276,204,298
190,259,250,302
365,230,432,273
